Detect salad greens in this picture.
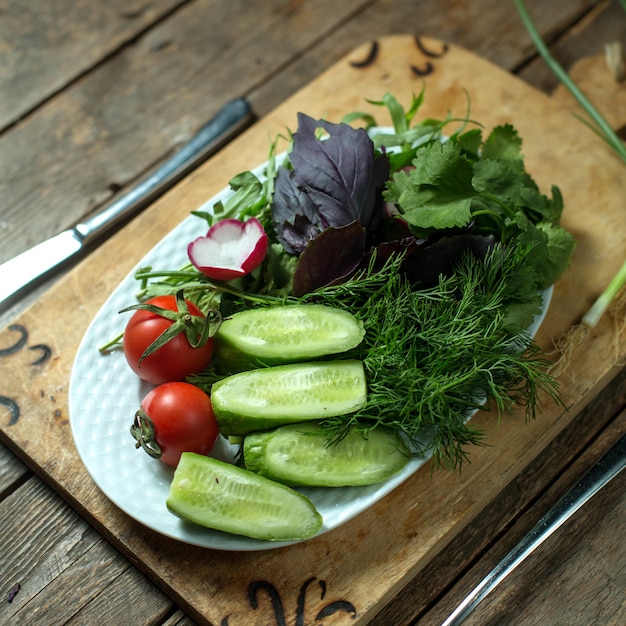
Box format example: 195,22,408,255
298,245,560,470
129,92,575,470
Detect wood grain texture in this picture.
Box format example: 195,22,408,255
0,0,185,130
0,475,176,625
162,611,199,626
421,409,626,626
1,35,624,625
0,444,28,497
0,0,372,266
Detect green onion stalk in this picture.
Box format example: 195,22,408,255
516,0,626,329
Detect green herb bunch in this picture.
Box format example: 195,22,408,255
300,245,561,471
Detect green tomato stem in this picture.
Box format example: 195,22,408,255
99,331,124,352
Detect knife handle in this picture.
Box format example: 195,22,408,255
74,98,253,244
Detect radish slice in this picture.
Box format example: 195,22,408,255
188,218,268,281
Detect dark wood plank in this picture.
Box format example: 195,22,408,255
518,0,626,93
162,611,199,626
369,366,626,625
0,444,28,498
466,472,625,625
0,0,185,129
0,0,371,266
420,406,626,626
0,475,177,624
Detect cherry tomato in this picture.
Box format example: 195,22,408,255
122,294,214,385
131,382,219,467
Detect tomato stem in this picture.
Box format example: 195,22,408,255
130,409,162,459
118,289,222,364
98,331,124,353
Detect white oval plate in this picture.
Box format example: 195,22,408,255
69,145,552,551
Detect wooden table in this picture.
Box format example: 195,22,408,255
1,1,624,624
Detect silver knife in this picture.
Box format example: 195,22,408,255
441,432,626,625
0,98,253,312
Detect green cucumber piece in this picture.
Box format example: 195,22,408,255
244,422,411,487
211,360,367,436
166,453,322,541
215,304,365,372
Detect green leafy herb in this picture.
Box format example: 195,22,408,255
383,122,575,293
297,246,561,471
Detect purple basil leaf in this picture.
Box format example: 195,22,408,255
272,167,322,253
290,114,389,230
281,213,322,254
365,236,429,272
401,233,496,287
292,221,367,296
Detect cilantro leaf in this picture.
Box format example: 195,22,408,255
472,158,528,201
481,124,523,161
456,128,483,156
512,213,576,288
384,141,476,232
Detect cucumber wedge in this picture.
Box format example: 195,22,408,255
214,304,365,372
211,360,367,436
244,422,411,487
166,453,322,541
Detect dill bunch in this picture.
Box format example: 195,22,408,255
302,246,561,471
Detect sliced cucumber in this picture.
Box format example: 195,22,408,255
244,422,411,487
214,304,365,372
211,360,367,436
166,453,322,541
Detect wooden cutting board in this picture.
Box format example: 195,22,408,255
1,35,624,625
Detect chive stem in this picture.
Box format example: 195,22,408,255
582,258,626,328
515,0,626,163
517,0,626,328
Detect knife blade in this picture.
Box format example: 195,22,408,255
0,97,253,312
441,432,626,625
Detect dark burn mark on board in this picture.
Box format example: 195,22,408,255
220,577,357,625
350,40,379,68
412,36,449,76
0,396,19,426
0,324,28,357
415,35,449,58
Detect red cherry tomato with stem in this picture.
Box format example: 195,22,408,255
122,291,220,385
131,382,219,467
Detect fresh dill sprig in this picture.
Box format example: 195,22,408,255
301,246,562,471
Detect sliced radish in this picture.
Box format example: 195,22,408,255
188,217,268,281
